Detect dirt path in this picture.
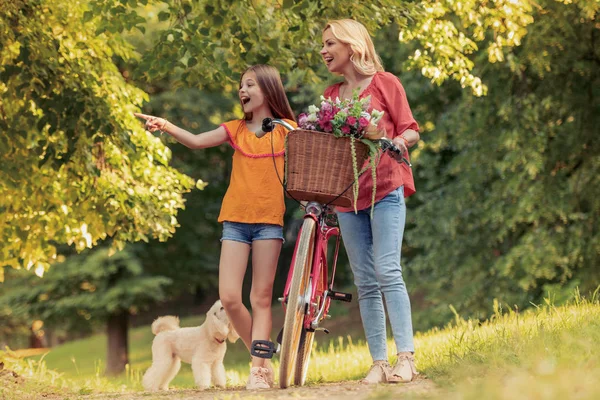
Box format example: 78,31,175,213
82,378,437,400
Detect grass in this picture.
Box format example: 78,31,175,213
2,291,599,399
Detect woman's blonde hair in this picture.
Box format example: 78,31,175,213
324,19,384,76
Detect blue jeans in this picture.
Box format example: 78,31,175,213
336,186,415,361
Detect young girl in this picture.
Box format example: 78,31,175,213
135,64,296,390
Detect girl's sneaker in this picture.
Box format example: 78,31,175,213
246,367,270,390
264,362,275,387
388,353,419,383
360,360,391,384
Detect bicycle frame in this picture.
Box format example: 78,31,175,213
282,205,342,331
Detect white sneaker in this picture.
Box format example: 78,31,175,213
264,362,275,387
246,367,270,390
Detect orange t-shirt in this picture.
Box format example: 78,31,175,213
218,119,296,226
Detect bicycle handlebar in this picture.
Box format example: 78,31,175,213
255,118,411,167
377,137,412,167
255,118,296,138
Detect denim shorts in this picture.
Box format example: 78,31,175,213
221,221,284,245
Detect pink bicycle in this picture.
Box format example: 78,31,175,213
250,118,409,388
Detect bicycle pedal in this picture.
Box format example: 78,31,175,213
330,291,352,302
250,340,276,359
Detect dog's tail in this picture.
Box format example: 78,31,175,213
151,316,180,335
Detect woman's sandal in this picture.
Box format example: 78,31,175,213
360,361,392,384
387,353,419,383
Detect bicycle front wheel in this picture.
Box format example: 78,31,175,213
279,218,316,388
294,327,315,386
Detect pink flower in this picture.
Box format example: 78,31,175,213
358,117,370,128
318,111,334,126
341,125,351,135
320,120,333,132
346,116,357,126
298,113,308,127
321,101,333,112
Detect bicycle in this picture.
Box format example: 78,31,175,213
250,118,409,388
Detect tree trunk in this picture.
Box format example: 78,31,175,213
106,310,129,376
29,330,44,348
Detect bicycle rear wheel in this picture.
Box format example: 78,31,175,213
279,218,316,388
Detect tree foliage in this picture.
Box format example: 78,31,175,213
406,0,599,324
90,0,542,96
1,248,170,327
1,0,598,336
0,0,195,280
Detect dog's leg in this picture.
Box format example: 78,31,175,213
191,357,212,390
212,361,227,388
159,356,181,391
143,339,177,391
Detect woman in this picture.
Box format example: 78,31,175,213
320,19,420,384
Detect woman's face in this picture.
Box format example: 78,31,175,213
239,71,266,114
320,28,352,74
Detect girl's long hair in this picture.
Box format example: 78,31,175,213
240,65,296,122
324,19,384,76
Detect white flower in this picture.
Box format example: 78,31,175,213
308,105,319,114
371,110,384,125
306,113,318,122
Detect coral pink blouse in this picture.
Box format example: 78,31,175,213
323,72,419,212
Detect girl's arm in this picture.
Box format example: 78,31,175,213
134,113,228,149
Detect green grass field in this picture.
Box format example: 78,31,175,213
2,292,599,399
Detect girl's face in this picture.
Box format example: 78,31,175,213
320,28,352,74
239,71,266,114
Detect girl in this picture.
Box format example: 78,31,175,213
135,64,296,389
319,20,420,384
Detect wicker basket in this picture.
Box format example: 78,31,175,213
285,129,369,207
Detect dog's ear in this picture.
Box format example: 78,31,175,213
227,321,240,343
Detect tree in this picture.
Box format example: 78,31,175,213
405,0,600,325
4,0,597,335
2,0,554,279
88,0,541,95
0,248,171,375
0,0,195,280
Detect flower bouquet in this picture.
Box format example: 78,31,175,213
298,94,384,140
295,92,385,213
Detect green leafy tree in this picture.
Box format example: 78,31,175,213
0,248,171,375
90,0,539,95
0,0,194,280
406,0,599,325
2,0,556,278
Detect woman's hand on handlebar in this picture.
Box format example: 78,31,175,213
391,136,408,155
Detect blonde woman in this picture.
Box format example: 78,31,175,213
320,19,420,384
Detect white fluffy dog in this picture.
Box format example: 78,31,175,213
142,300,239,391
